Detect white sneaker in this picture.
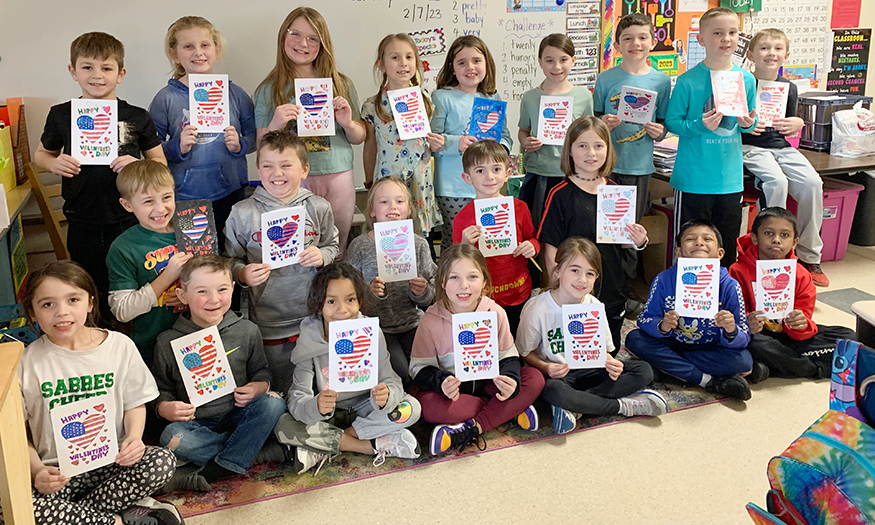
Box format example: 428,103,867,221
295,447,330,475
373,429,421,466
619,389,669,417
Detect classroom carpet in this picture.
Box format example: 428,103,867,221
816,287,875,316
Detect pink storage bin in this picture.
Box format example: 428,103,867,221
788,177,863,261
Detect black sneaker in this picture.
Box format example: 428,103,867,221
706,375,752,401
429,420,486,455
746,362,770,384
121,499,184,525
623,299,645,320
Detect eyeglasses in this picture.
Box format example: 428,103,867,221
286,29,321,46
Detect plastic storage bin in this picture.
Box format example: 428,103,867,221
787,177,864,261
797,93,872,151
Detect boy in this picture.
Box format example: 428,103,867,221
225,130,339,396
153,255,286,492
453,140,539,334
743,29,828,286
730,207,856,380
107,160,192,366
665,8,758,266
35,32,166,322
625,219,754,400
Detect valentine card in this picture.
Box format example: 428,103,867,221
71,99,117,165
596,185,636,244
452,311,499,381
755,80,789,128
469,97,506,142
475,197,517,257
188,74,229,132
388,86,431,140
755,259,796,319
328,317,380,392
562,303,608,369
675,258,720,318
536,96,574,145
617,86,658,125
173,200,219,256
51,397,118,477
170,325,237,407
261,206,306,269
710,70,748,117
295,78,334,137
374,219,417,282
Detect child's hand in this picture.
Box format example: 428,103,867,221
458,135,478,152
441,376,461,401
33,465,68,494
224,126,241,154
234,383,261,407
370,277,386,297
626,223,648,248
426,132,445,152
600,114,622,130
240,263,272,287
50,154,81,178
545,362,569,379
157,401,196,422
461,225,482,246
659,310,680,333
164,252,193,281
162,292,185,309
317,389,337,416
702,109,724,131
737,109,757,129
493,375,517,401
334,96,353,127
748,118,767,136
522,136,543,152
513,240,536,259
715,310,736,334
606,356,624,381
409,276,428,297
773,117,804,136
269,104,300,131
110,155,139,173
643,121,665,139
299,246,324,267
116,436,145,466
371,382,390,408
747,310,765,334
784,309,808,331
179,124,198,154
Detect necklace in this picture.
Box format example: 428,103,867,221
572,173,600,182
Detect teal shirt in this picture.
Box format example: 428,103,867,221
518,85,593,177
593,66,671,176
665,63,758,194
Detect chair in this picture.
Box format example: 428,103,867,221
25,162,67,260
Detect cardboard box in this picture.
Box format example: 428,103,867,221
4,99,31,185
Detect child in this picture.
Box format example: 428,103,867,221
625,219,754,400
410,244,545,455
255,7,366,256
18,261,180,524
518,33,594,226
665,7,757,266
431,35,513,249
361,33,442,235
225,130,339,396
537,117,649,350
281,263,422,469
153,255,286,492
743,28,828,286
517,238,667,434
35,32,166,323
106,160,191,366
729,207,856,380
346,176,437,382
453,141,539,335
149,16,257,251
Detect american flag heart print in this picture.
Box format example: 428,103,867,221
336,335,370,366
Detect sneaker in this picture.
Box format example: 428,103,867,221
121,503,184,525
129,498,184,525
253,439,293,464
295,447,331,476
550,405,577,434
618,389,669,417
706,375,752,401
746,361,770,384
800,261,830,287
513,405,539,431
429,420,485,455
624,299,645,320
159,463,211,494
373,429,421,466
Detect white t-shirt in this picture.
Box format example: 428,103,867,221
18,330,159,465
516,291,616,364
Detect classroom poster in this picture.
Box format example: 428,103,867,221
170,325,237,407
328,317,380,392
374,219,417,282
188,74,229,132
755,80,790,127
475,197,517,257
710,70,748,117
827,29,870,95
536,96,574,145
755,259,796,319
596,185,636,244
295,78,335,137
387,86,431,140
261,206,306,269
675,257,720,318
617,86,658,125
70,99,117,165
452,311,499,381
469,98,506,141
619,0,676,52
52,397,118,477
173,200,219,256
562,303,608,369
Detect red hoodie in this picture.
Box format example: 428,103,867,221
729,234,818,341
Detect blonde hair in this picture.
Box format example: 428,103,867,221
699,7,739,32
749,28,790,52
547,237,602,291
561,116,616,179
116,160,174,200
372,34,434,123
165,16,226,79
365,176,412,230
434,244,492,308
435,36,497,95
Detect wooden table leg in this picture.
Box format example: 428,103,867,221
0,374,35,525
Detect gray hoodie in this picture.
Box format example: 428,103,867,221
224,185,339,339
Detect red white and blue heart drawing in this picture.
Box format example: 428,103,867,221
380,233,409,261
458,327,491,358
542,106,568,127
182,335,218,378
183,213,209,242
61,411,106,449
476,111,500,133
76,113,111,143
335,335,371,367
481,206,510,237
681,268,713,296
601,198,631,224
194,87,223,113
568,317,600,349
623,93,652,110
395,97,420,122
761,272,791,298
267,218,299,248
300,91,329,117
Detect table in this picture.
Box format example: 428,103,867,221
0,341,35,525
799,149,875,177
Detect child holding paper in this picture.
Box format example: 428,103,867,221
625,219,754,400
517,238,666,435
410,244,544,455
225,131,339,395
729,207,856,380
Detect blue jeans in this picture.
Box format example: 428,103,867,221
160,393,286,474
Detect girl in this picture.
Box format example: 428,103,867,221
149,16,256,250
255,8,367,256
283,263,422,469
346,177,437,383
537,117,649,350
17,262,179,525
518,34,594,227
516,238,667,435
431,36,513,249
361,33,442,235
409,244,544,456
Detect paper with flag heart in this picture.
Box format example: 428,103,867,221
295,78,335,137
173,199,219,256
452,311,498,381
261,206,306,269
617,85,658,125
475,197,517,257
536,95,574,145
170,325,237,407
562,303,608,369
675,257,720,318
374,219,417,282
189,74,230,132
755,80,789,128
468,97,507,141
387,86,431,140
71,99,117,165
756,259,795,319
329,317,380,392
51,397,118,477
710,70,748,117
596,185,636,244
